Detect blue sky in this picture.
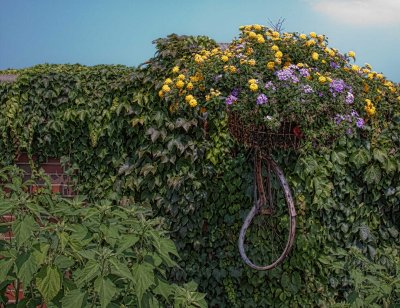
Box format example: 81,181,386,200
1,0,399,81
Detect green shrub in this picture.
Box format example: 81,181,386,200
0,166,207,307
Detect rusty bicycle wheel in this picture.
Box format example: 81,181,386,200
238,150,296,270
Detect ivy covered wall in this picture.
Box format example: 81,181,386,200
1,34,399,307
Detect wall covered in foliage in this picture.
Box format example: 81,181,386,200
1,34,399,307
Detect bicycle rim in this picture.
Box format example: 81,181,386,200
238,156,296,270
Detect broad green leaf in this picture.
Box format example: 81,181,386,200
16,252,39,286
0,258,14,282
372,148,387,164
153,277,176,300
32,243,50,265
109,256,134,281
131,262,155,302
94,277,117,308
36,265,62,303
0,199,14,215
61,289,87,308
116,234,139,254
331,150,347,166
74,260,100,287
13,215,38,247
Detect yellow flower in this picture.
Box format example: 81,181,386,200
240,59,247,65
164,78,172,85
194,54,204,64
246,47,254,55
318,76,327,83
257,35,265,43
322,60,326,64
248,31,257,39
326,77,332,82
162,84,171,92
348,51,356,58
229,65,237,73
365,63,372,69
365,104,376,116
312,52,319,60
172,66,180,73
271,45,279,51
272,31,280,38
299,33,307,39
248,79,257,84
244,25,252,31
185,94,194,102
158,90,164,98
176,80,185,89
397,96,400,102
275,51,283,58
267,61,275,70
306,40,316,46
310,32,317,38
221,55,229,62
317,34,324,42
368,73,374,79
178,74,186,80
249,83,258,91
351,65,360,71
186,82,194,90
189,98,198,108
365,98,372,106
253,24,262,31
296,63,304,68
248,59,256,66
190,75,199,82
376,73,383,79
275,58,282,65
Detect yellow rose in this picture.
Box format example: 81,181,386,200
365,98,372,106
306,39,316,46
272,31,280,38
248,79,257,84
186,82,194,90
368,73,374,79
221,55,229,62
185,94,194,102
312,52,319,60
257,35,265,43
172,66,180,73
397,96,400,101
296,63,304,68
351,65,360,71
229,65,237,73
178,74,186,80
310,32,317,38
275,51,283,58
176,80,185,89
194,54,204,64
376,73,383,79
267,61,275,70
253,24,262,31
317,34,324,42
158,90,164,98
248,59,256,66
164,78,172,85
271,45,279,51
318,76,327,83
249,83,258,91
246,47,254,55
162,84,171,92
299,33,307,39
190,75,199,82
348,51,356,58
189,98,198,108
365,105,376,116
248,31,257,39
275,58,282,65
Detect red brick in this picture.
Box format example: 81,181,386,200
51,184,62,194
40,164,64,174
46,157,60,164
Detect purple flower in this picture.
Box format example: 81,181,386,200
351,109,359,117
225,95,238,105
302,85,313,94
330,62,340,69
231,88,240,97
299,68,310,78
346,92,354,104
256,94,268,105
346,128,353,136
356,117,365,128
265,81,276,90
318,92,323,97
334,114,345,124
330,79,346,94
275,68,299,83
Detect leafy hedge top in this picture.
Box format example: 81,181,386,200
159,24,400,148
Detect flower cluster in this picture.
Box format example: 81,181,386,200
159,24,399,146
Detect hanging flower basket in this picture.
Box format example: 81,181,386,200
227,110,302,150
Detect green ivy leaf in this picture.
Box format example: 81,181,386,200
363,164,381,185
35,265,62,303
61,289,87,308
350,149,371,169
373,148,387,164
94,276,117,308
131,262,155,303
331,150,347,166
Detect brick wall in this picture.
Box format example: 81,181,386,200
1,153,74,306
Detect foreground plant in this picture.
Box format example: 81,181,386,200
0,166,207,308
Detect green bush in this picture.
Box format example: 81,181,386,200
0,33,399,307
0,166,207,307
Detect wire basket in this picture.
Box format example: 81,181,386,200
227,111,302,150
